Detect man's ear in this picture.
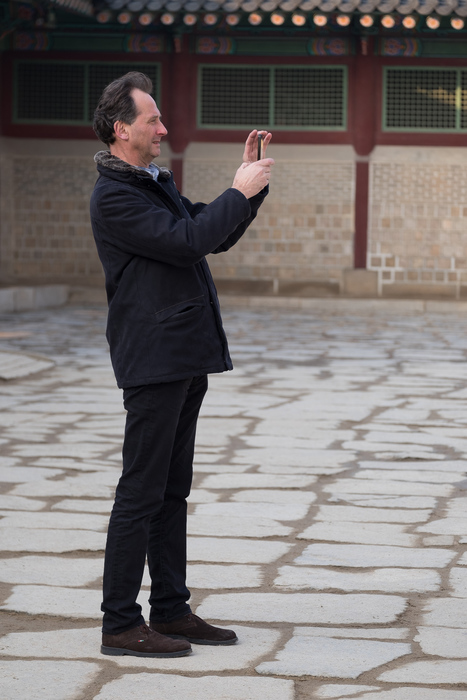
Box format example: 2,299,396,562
114,120,129,142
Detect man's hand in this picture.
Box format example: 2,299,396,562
232,158,274,199
242,130,272,164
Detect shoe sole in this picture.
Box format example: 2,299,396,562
163,634,238,646
101,645,192,658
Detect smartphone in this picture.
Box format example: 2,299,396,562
257,133,264,160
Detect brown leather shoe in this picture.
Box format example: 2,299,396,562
101,623,192,657
150,613,238,646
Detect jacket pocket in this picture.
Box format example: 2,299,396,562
154,296,205,324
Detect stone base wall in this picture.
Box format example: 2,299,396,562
2,138,467,299
184,144,355,296
368,146,467,299
0,138,171,286
0,139,100,284
0,155,100,284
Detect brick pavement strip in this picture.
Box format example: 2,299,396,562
1,301,467,699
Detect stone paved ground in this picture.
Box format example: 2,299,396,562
1,300,467,700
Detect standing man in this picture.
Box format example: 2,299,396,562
90,71,273,658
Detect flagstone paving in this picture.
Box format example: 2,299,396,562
1,300,467,699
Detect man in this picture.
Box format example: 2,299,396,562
90,71,273,658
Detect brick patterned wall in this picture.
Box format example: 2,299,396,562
0,156,15,279
184,154,355,294
0,147,172,286
368,149,467,298
0,154,102,284
6,141,466,299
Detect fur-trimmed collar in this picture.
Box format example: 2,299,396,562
94,151,171,181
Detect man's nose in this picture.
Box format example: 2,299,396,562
159,122,168,135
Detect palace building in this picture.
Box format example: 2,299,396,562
1,0,467,298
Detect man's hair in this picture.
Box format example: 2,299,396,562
93,71,153,146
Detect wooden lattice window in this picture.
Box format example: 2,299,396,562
198,64,347,130
14,61,161,125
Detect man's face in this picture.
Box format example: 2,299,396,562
124,88,168,167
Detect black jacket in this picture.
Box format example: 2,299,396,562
90,151,268,388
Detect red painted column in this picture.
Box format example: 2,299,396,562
354,161,370,268
168,34,191,193
170,157,184,192
352,37,377,269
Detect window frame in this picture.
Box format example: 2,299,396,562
12,59,162,126
382,65,467,134
196,63,348,132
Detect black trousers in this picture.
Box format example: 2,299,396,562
101,375,208,635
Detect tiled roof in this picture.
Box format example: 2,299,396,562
50,0,94,15
99,0,467,16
